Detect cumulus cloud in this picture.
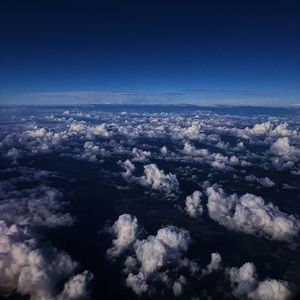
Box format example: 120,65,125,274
182,142,250,170
107,214,138,258
160,146,168,155
184,191,204,218
0,118,112,163
248,279,291,300
230,121,298,140
206,185,300,241
139,164,179,193
120,159,136,180
132,147,151,162
227,262,258,297
0,185,74,228
68,122,110,138
78,141,108,162
226,262,291,300
172,275,187,297
126,225,192,295
270,137,300,161
0,221,92,300
59,270,94,299
182,122,202,139
133,225,191,273
107,215,197,296
0,168,93,299
201,252,222,276
92,124,110,137
182,142,209,157
246,121,273,136
245,175,275,187
20,127,64,154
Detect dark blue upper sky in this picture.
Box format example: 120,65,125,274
0,0,299,105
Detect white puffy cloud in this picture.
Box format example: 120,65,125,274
0,185,74,228
184,191,204,218
270,123,298,137
78,141,108,162
247,121,273,136
182,122,202,139
126,272,149,295
68,122,87,133
201,252,222,276
172,275,186,297
132,147,151,162
68,122,110,138
182,142,250,170
0,118,112,162
227,262,291,300
107,215,196,296
230,121,298,140
0,221,92,300
120,159,136,180
270,137,300,161
139,164,179,193
248,279,291,300
133,226,191,274
182,142,209,157
206,186,300,241
160,146,168,155
227,262,258,297
92,124,110,137
59,270,94,299
20,127,64,154
107,214,138,258
0,168,93,299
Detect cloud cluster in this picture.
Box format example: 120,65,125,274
1,120,110,162
125,224,196,296
229,121,298,140
0,221,93,300
107,215,200,296
182,142,251,170
0,169,93,299
2,108,299,176
226,262,291,300
245,175,275,188
107,214,225,297
0,185,74,228
206,185,300,241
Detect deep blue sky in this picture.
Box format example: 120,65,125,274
0,0,300,105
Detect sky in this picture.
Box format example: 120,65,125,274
0,0,300,106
